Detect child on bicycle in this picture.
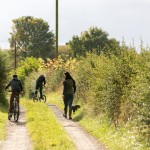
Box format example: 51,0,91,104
35,75,46,99
5,74,23,119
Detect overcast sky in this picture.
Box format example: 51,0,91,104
0,0,150,49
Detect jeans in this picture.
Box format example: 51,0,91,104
63,94,73,117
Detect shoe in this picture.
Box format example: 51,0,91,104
63,114,67,118
69,117,72,120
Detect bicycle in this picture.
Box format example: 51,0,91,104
33,87,46,103
8,91,20,122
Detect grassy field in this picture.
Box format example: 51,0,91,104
0,104,8,140
47,92,149,150
21,98,75,150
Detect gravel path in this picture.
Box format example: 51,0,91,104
0,107,32,150
47,104,107,150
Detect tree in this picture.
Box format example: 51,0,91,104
9,16,55,59
69,27,121,56
69,36,85,57
0,50,9,104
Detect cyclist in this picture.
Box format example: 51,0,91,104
35,75,46,99
5,74,23,119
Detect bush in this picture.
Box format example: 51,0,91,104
74,49,149,146
0,50,9,104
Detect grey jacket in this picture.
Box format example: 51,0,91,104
5,78,23,92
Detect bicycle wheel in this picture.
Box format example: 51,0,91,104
33,94,39,102
33,94,36,102
14,101,20,122
42,95,46,103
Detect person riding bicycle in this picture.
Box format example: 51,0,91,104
35,75,46,99
5,74,23,119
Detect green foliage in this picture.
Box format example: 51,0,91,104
69,27,121,57
9,16,55,59
74,49,150,147
128,50,150,143
0,50,10,104
21,45,149,148
24,56,78,98
15,57,40,89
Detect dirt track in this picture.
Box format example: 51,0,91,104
0,104,107,150
47,104,107,150
0,107,32,150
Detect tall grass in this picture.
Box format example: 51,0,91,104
21,99,75,150
0,105,8,140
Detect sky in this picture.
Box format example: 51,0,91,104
0,0,150,50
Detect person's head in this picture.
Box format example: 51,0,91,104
64,72,72,80
41,74,46,78
13,74,18,79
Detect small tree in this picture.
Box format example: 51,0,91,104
9,16,55,59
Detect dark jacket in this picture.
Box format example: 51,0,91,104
36,75,46,85
5,78,23,92
63,79,76,95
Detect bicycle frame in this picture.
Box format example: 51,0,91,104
13,93,20,122
8,91,20,122
33,87,46,103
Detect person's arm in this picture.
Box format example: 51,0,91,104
73,80,76,94
43,77,46,85
5,82,11,90
19,81,23,91
63,81,67,95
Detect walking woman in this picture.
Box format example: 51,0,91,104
62,72,76,119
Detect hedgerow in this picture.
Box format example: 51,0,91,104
0,50,9,104
74,49,150,146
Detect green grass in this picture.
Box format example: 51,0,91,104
78,116,149,150
21,98,75,150
0,104,8,140
47,91,64,110
47,91,150,150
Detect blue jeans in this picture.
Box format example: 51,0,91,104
63,94,73,116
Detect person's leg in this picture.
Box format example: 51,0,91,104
39,85,43,99
63,95,69,118
35,82,39,95
8,93,15,117
68,95,73,119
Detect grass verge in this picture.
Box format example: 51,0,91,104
21,98,75,150
47,92,149,150
0,104,8,140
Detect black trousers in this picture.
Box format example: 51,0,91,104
63,94,73,116
35,82,43,98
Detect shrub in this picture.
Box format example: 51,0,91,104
0,50,9,104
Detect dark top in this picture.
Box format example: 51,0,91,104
36,75,46,85
63,79,76,95
5,78,23,92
